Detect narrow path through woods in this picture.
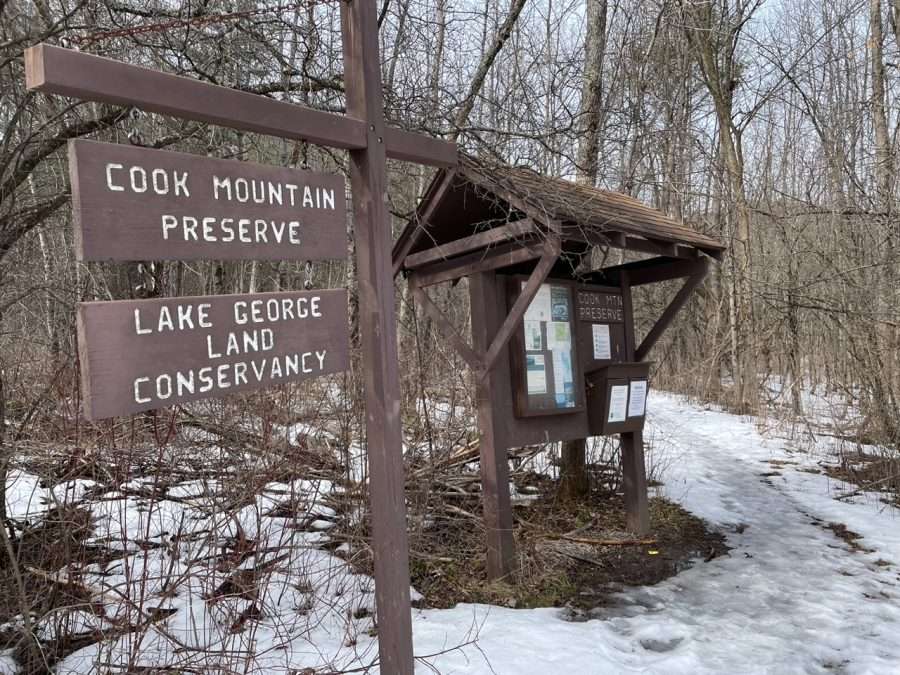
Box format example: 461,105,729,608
414,393,900,674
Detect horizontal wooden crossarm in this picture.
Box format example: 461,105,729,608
565,227,701,260
412,286,484,373
480,237,561,377
25,44,457,167
383,126,458,167
404,219,536,270
634,258,708,361
603,257,709,286
408,239,548,288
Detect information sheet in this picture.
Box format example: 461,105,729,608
607,384,629,423
524,320,543,350
526,354,547,394
547,321,571,350
523,283,552,322
592,323,611,360
628,379,647,417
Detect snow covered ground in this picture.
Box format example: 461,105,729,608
413,392,900,674
4,391,900,674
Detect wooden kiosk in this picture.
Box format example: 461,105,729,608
393,156,725,579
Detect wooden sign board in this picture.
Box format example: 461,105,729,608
69,139,347,261
77,289,349,419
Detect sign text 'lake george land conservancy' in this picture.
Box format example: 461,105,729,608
77,289,349,419
69,139,347,262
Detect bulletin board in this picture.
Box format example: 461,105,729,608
507,278,583,417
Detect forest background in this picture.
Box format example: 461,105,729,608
0,0,898,643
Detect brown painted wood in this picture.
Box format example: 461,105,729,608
340,0,414,670
26,44,366,151
566,226,697,259
480,239,561,376
621,271,636,361
602,257,706,286
469,272,516,579
403,219,534,269
412,285,484,372
634,260,708,361
77,290,349,420
69,140,347,262
621,430,650,534
25,44,456,168
383,126,458,167
408,239,546,287
584,363,651,435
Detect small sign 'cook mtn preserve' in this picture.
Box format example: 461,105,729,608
69,139,347,261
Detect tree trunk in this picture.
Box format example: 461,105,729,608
559,0,608,501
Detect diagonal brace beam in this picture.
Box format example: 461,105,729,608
480,237,561,378
412,285,484,373
635,258,708,361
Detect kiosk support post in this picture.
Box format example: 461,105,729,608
620,270,650,534
470,272,517,579
621,430,650,533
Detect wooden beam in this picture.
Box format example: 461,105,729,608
25,43,457,168
480,238,561,376
621,271,636,361
384,126,458,166
603,257,708,286
622,236,695,259
404,219,535,269
341,0,413,670
408,239,546,288
412,286,484,373
646,238,679,257
634,260,709,361
565,227,698,259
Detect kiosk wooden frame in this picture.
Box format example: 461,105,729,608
393,155,725,580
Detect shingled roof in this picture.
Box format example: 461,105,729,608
393,155,725,273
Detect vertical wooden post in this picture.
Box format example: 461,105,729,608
621,430,650,533
620,271,650,534
340,2,414,672
469,272,516,579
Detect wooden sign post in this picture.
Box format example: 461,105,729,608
26,4,457,671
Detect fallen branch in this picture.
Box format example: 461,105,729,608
544,534,657,546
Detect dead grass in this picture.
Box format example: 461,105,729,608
823,450,900,507
361,480,729,611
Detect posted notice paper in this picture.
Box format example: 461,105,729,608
628,379,647,417
523,283,552,322
547,321,571,350
592,323,611,360
524,320,543,350
607,384,629,423
526,354,547,394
